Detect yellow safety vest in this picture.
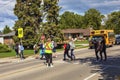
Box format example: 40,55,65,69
45,42,53,54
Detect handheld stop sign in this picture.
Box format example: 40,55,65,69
18,28,23,38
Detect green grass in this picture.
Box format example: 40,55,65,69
0,49,34,58
75,44,88,49
74,40,89,44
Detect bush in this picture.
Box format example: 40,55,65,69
0,44,12,53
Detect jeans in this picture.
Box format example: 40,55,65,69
20,50,24,59
70,49,75,60
63,50,72,60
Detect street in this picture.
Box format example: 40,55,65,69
0,45,120,80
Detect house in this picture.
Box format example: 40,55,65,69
62,28,91,40
0,31,15,45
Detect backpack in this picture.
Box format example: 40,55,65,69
66,44,70,50
40,44,43,49
14,45,18,50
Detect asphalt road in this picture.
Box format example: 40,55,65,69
0,45,120,80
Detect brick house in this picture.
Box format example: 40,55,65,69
62,28,91,40
0,31,15,45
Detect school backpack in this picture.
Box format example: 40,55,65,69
14,45,18,50
40,44,43,49
66,44,70,50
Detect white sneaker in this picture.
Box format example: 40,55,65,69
46,63,49,67
50,64,54,67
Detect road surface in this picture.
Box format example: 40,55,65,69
0,45,120,80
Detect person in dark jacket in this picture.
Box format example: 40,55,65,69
14,43,19,57
93,40,100,61
100,37,107,61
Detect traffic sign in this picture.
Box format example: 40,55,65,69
18,28,23,38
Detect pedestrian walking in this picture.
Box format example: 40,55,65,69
99,37,107,61
14,43,19,57
45,38,53,67
52,41,57,58
39,41,45,60
33,43,38,54
63,41,72,61
33,43,39,59
93,40,100,61
18,43,25,60
69,39,75,60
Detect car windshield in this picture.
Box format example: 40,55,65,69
116,36,120,39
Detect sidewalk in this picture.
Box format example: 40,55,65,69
0,56,35,64
0,48,87,64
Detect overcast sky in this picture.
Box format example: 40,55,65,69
0,0,120,31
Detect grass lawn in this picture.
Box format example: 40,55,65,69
0,49,34,58
74,40,89,44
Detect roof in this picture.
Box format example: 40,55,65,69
62,28,90,36
0,31,15,37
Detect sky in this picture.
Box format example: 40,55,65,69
0,0,120,31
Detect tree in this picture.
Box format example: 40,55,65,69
43,0,63,41
59,11,83,29
84,8,103,29
105,11,120,34
14,0,42,47
3,25,12,34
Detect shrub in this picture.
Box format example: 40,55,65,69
0,44,12,53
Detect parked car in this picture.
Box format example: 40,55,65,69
115,36,120,45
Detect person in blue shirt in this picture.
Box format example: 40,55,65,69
39,41,45,60
18,43,25,60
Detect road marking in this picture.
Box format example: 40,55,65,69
84,66,109,80
54,60,70,64
84,73,97,80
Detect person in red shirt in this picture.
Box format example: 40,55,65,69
63,41,72,61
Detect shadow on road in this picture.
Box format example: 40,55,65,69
75,55,120,80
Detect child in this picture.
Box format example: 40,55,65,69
63,41,72,61
39,41,45,60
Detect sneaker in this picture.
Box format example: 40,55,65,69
50,64,54,67
46,63,49,67
63,59,66,61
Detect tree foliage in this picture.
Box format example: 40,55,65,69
3,25,12,34
14,0,42,46
59,11,83,29
43,0,63,41
105,11,120,34
59,9,103,30
84,8,103,30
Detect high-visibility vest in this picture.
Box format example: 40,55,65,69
45,42,53,54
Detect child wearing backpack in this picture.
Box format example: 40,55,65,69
63,41,72,61
39,41,45,60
